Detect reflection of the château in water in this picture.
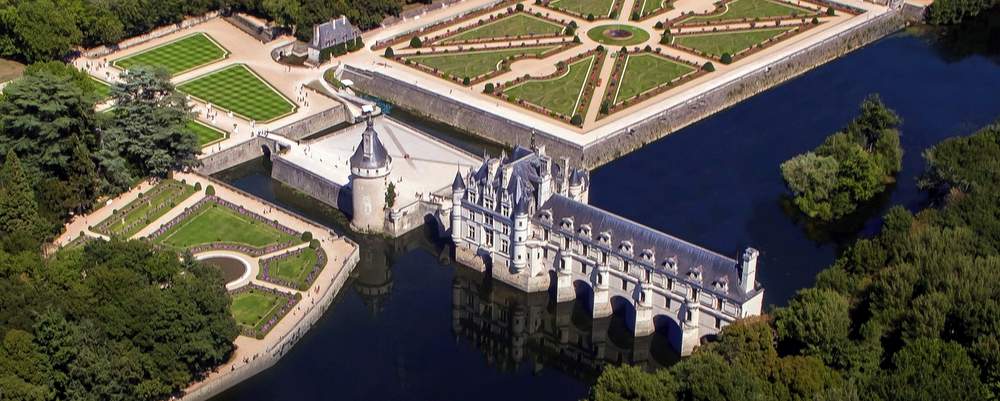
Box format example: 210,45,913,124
451,267,680,382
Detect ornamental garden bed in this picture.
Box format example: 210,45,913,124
394,42,577,86
544,0,625,20
631,0,675,21
495,47,607,126
599,49,705,118
94,179,197,239
229,284,301,339
258,245,327,291
149,196,301,256
587,25,651,46
670,0,818,26
668,23,814,63
373,0,518,50
112,32,229,77
188,120,228,148
177,64,297,123
428,10,569,46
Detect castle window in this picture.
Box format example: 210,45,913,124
581,264,587,274
601,251,608,264
668,278,674,291
582,244,589,257
500,240,509,254
563,237,570,249
621,279,628,291
644,269,651,283
715,317,722,329
665,298,672,309
501,224,510,235
486,232,494,247
716,297,724,310
484,214,494,227
466,226,475,240
501,205,509,216
484,198,494,209
623,260,630,273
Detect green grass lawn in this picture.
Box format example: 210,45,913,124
406,46,559,80
187,120,227,147
504,55,596,117
231,290,283,331
635,0,668,17
614,53,695,103
549,0,616,17
91,77,112,101
586,25,651,46
682,0,813,23
177,64,296,122
156,203,297,249
112,33,228,76
267,248,318,290
442,13,564,43
673,27,794,57
97,180,196,238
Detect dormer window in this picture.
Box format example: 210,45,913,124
560,217,573,230
619,241,633,254
579,224,592,237
640,249,654,262
688,266,703,281
714,279,728,291
598,232,611,244
663,256,678,271
539,210,552,221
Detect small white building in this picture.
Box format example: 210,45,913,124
308,16,362,64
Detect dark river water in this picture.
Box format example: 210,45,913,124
210,22,1000,401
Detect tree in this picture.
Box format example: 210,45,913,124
703,62,715,72
781,152,840,220
8,0,82,62
0,151,45,251
484,83,495,94
774,289,851,364
101,66,198,179
721,53,733,64
590,365,677,401
410,36,422,48
384,46,394,57
385,181,397,209
262,0,301,29
571,114,583,126
876,338,989,401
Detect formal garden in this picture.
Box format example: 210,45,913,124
259,245,327,291
177,64,297,122
112,32,229,76
587,24,651,45
499,48,605,125
230,284,301,339
150,196,301,255
397,44,573,85
602,50,701,114
674,0,817,25
93,179,197,238
632,0,674,20
547,0,623,19
670,26,803,62
436,12,567,44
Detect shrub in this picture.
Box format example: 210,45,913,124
644,44,652,52
573,35,581,43
484,83,495,93
620,46,628,54
516,3,525,11
206,185,215,196
194,182,202,191
310,239,320,249
654,21,664,29
596,45,605,52
568,20,578,28
301,231,313,242
565,26,576,36
610,11,618,18
587,13,595,21
826,6,836,16
570,114,583,126
721,52,733,64
463,76,471,85
632,11,641,20
812,16,820,24
410,36,423,48
385,47,395,57
703,62,715,72
600,101,610,114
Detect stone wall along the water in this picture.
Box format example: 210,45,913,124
271,104,351,141
270,156,352,213
197,137,279,175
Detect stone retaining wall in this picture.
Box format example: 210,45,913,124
197,137,279,175
270,156,352,213
223,13,283,42
81,12,221,58
346,10,906,169
271,105,351,141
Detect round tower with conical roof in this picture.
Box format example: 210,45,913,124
350,116,392,233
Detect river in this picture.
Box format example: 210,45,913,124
209,22,1000,401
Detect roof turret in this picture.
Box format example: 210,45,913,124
452,170,466,191
350,117,391,171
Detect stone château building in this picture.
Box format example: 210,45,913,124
307,15,362,63
449,146,764,355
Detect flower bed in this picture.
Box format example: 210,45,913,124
667,22,816,64
668,0,820,27
258,246,327,291
494,47,607,126
147,195,300,256
426,10,571,46
93,179,196,238
542,0,626,20
599,50,706,119
632,0,676,21
229,283,301,339
373,0,518,50
393,41,578,86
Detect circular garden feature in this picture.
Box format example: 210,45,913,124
587,24,650,46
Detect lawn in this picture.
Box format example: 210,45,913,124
156,202,297,249
549,0,616,17
112,33,228,76
587,25,651,46
635,0,668,17
682,0,813,23
96,179,196,238
265,248,319,290
406,46,559,80
504,55,596,117
673,27,794,57
614,53,695,103
91,77,112,100
441,13,565,43
231,290,284,331
177,64,296,122
187,120,227,147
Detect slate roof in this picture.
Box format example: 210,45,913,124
350,118,391,170
537,194,756,302
311,16,361,50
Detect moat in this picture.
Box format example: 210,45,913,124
210,25,1000,401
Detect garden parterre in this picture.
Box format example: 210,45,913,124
504,54,598,118
612,52,696,104
672,27,797,58
439,13,566,43
230,284,300,339
403,45,563,81
151,196,300,253
112,32,229,76
259,246,326,291
177,64,296,122
187,120,227,147
94,179,196,238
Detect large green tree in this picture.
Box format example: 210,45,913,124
0,151,46,251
